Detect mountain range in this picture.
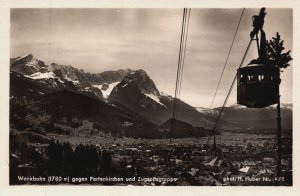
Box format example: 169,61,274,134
10,54,293,138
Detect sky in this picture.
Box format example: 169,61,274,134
10,8,293,108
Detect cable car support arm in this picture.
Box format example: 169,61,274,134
208,38,254,154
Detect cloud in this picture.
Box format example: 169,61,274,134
10,8,293,107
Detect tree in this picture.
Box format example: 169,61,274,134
266,32,293,70
73,143,86,176
266,33,292,177
100,150,113,174
62,142,74,176
47,140,63,175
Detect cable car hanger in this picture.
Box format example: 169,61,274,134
208,8,281,155
237,8,280,108
204,7,288,177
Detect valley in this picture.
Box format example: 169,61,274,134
9,54,293,186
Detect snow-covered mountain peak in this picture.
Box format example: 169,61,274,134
123,69,160,96
11,54,46,75
93,81,120,99
269,103,293,110
25,71,57,80
145,93,166,107
15,54,33,61
229,103,248,109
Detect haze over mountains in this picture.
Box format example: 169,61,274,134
10,54,292,138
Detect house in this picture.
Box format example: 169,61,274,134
205,157,229,172
242,160,257,167
31,143,48,154
238,166,254,176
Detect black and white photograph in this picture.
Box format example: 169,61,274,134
3,2,297,190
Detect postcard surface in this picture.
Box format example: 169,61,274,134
1,0,300,195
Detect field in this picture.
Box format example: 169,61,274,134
46,131,291,147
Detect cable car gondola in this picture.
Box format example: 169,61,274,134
237,8,279,108
237,64,279,108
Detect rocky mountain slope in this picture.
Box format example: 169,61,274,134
10,54,293,137
10,54,133,101
108,69,207,126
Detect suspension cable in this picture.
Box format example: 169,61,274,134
203,8,245,131
177,9,191,104
176,8,191,118
170,8,191,142
206,39,254,148
174,8,187,119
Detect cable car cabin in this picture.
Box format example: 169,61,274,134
237,64,279,108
